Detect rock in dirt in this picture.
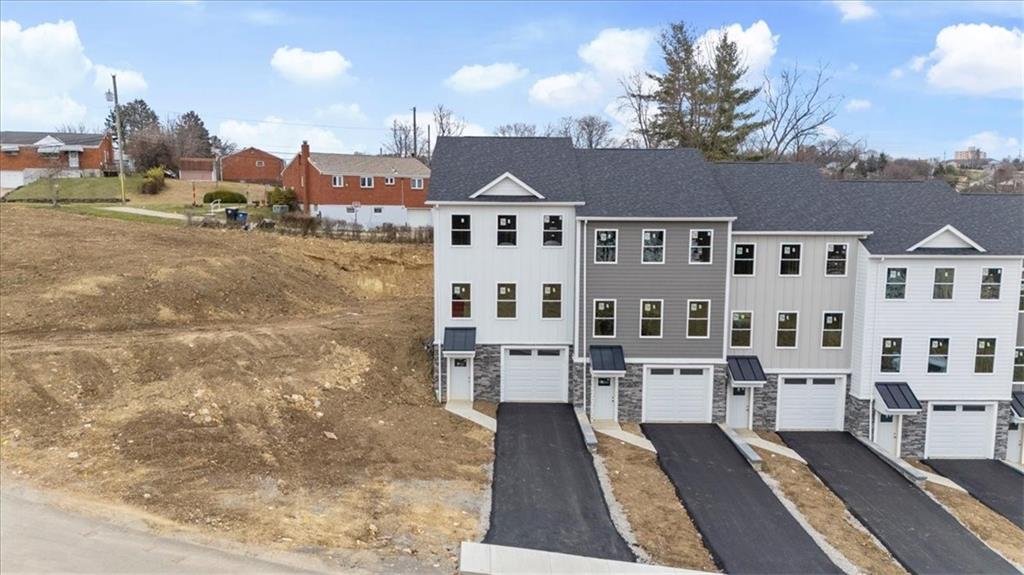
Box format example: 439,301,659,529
323,431,338,440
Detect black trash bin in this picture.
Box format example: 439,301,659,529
225,208,239,221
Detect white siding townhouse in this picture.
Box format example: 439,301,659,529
428,136,1024,461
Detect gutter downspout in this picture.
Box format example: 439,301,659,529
582,219,588,415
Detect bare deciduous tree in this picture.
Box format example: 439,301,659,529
755,63,841,160
54,123,91,134
383,119,417,157
792,135,864,179
617,71,658,148
433,104,466,137
494,123,538,137
544,116,616,149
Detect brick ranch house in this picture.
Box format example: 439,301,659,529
0,131,116,189
220,147,284,185
282,141,431,228
178,157,216,181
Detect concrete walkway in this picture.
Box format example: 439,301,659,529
592,421,656,453
460,542,706,574
446,401,497,432
101,206,191,221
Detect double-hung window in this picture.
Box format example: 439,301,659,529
642,230,665,263
410,178,424,190
451,284,471,319
980,267,1002,299
733,244,755,276
543,215,563,246
880,338,902,373
542,284,562,319
595,230,617,263
928,338,950,373
776,312,798,348
933,268,954,300
331,175,343,188
497,215,517,246
825,243,848,276
593,300,616,337
496,283,517,319
640,300,663,337
731,311,752,348
359,176,374,188
687,300,710,338
885,267,907,299
451,215,471,246
822,312,843,348
1015,347,1024,382
974,338,995,374
689,230,712,264
780,244,801,275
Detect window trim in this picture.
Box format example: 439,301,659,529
331,175,344,188
450,214,471,247
775,310,799,349
450,282,472,320
824,242,849,277
821,311,844,349
496,214,518,248
495,282,517,320
410,177,424,190
1018,269,1023,313
542,214,564,248
927,337,950,375
974,338,996,375
359,175,374,188
884,266,908,300
733,243,755,277
686,299,711,339
594,228,618,264
779,242,803,277
880,337,903,374
980,267,1002,301
932,266,955,301
384,176,396,186
592,298,617,339
639,299,664,339
689,229,714,265
641,229,666,264
255,160,265,167
541,283,562,320
730,310,753,349
1014,346,1024,382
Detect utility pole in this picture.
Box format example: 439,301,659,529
411,106,417,157
108,74,127,203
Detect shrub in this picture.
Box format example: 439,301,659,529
267,186,298,210
139,166,166,195
202,190,247,204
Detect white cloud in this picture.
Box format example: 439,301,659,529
528,72,603,107
314,102,368,124
578,28,655,78
93,64,147,94
270,46,351,84
817,124,841,141
445,63,529,92
696,21,779,84
845,98,872,111
832,1,878,22
917,23,1023,97
217,116,349,155
908,55,928,72
245,8,289,26
960,130,1021,159
888,67,905,79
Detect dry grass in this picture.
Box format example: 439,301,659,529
597,437,718,572
473,401,497,419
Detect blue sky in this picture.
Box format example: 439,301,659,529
2,1,1021,159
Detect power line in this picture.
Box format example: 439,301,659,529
165,111,390,132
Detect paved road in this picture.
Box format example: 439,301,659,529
0,487,324,574
782,432,1017,575
101,206,192,221
643,424,840,574
484,403,635,562
923,458,1024,528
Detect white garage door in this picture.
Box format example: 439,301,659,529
643,367,711,422
0,170,25,189
502,348,567,402
777,377,844,430
926,404,995,458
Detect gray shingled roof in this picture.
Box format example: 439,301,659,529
577,149,733,218
429,137,585,202
309,153,429,178
0,131,107,147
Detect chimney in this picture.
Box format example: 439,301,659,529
301,140,311,215
301,140,310,160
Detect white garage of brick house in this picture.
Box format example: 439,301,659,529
641,366,715,423
775,374,847,430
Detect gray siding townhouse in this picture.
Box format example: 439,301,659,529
428,136,1024,461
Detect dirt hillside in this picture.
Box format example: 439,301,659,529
0,205,492,572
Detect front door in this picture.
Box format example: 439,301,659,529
727,386,750,428
592,377,616,421
1008,422,1023,464
448,358,471,402
875,412,898,455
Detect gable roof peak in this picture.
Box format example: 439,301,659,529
907,224,986,253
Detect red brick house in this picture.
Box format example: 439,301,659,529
282,141,431,227
221,147,284,185
178,157,216,181
0,131,115,189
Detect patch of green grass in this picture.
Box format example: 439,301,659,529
23,203,182,226
6,176,145,201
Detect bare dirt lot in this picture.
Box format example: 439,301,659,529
0,205,492,572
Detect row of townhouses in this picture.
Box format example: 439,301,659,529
429,136,1024,463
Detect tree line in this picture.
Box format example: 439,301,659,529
100,100,236,171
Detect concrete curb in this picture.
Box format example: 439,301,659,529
459,542,706,574
854,436,927,486
718,424,763,469
575,407,598,451
999,459,1024,475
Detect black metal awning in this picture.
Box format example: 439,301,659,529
875,382,922,412
590,345,626,375
442,327,476,355
1011,390,1024,419
727,355,767,387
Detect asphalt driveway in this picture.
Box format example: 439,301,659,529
642,424,840,574
923,458,1024,529
782,432,1017,574
484,403,634,562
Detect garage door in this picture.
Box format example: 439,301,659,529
502,348,567,402
926,404,995,458
643,367,711,422
777,377,844,430
0,171,25,189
